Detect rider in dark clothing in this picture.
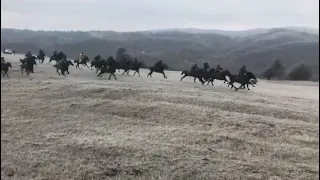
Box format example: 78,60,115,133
154,60,163,67
38,49,45,58
238,65,247,76
94,54,101,61
191,64,199,71
25,51,32,58
107,56,116,64
26,56,36,73
216,64,223,72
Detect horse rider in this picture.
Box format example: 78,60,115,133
191,64,199,71
238,65,247,76
79,52,85,63
1,57,5,63
203,62,210,70
39,49,45,57
25,51,32,58
154,60,163,67
94,54,101,61
216,64,223,72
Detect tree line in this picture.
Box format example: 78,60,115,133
262,59,315,81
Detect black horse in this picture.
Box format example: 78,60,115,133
121,59,144,76
234,72,258,91
20,56,37,75
1,62,12,78
74,55,91,69
91,58,107,74
49,51,67,63
205,69,229,85
97,56,118,80
180,68,206,84
37,49,46,63
147,60,168,79
224,71,257,91
53,60,74,76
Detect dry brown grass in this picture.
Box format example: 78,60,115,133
1,53,319,180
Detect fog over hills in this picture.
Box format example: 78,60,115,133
1,27,319,77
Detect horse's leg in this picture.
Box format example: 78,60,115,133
180,75,188,81
122,70,126,75
162,72,167,79
147,71,153,78
126,70,130,76
113,73,117,80
199,78,205,85
246,84,250,90
57,69,60,76
97,71,102,77
135,70,140,76
194,77,197,83
85,63,91,69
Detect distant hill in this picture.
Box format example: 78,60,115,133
1,27,319,77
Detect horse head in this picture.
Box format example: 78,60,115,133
246,72,257,83
68,60,74,66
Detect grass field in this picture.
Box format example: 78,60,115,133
1,53,319,180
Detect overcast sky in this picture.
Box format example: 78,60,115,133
1,0,319,31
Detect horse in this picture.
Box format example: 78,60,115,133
74,55,91,69
91,58,107,74
49,52,67,63
147,61,168,79
224,71,257,91
234,72,258,91
202,68,217,85
1,62,12,78
20,56,37,75
180,68,206,84
36,54,45,64
205,69,229,85
97,57,118,80
117,60,131,76
121,60,144,76
53,60,74,76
